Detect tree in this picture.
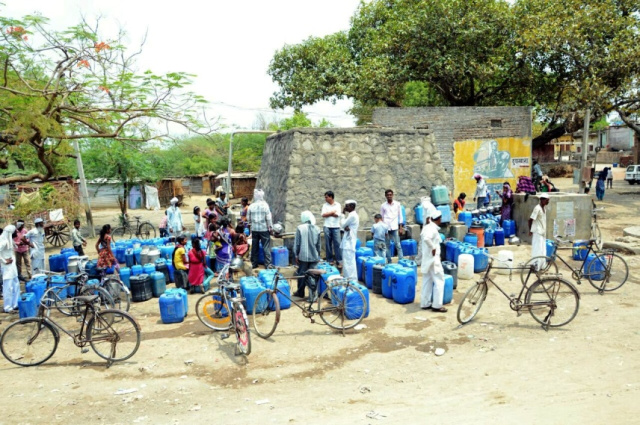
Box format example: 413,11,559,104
268,0,640,144
0,12,215,184
515,0,640,146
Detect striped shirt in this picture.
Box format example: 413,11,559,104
247,201,273,232
294,223,321,262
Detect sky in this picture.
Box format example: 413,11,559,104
2,0,361,131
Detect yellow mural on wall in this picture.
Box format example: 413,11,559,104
453,137,531,205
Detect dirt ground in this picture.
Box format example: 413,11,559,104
1,174,639,425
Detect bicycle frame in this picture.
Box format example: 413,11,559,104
552,241,598,279
270,273,353,316
479,260,548,311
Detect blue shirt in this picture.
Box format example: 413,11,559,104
371,222,388,241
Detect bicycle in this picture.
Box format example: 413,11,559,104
112,213,156,241
0,289,141,367
35,269,116,317
77,268,131,312
195,265,251,356
457,255,580,330
520,236,629,294
252,268,367,338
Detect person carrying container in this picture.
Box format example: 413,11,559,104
420,210,447,313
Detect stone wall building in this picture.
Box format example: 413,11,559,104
256,107,532,233
257,127,451,232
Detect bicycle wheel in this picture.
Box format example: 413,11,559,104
519,256,558,285
318,282,366,331
233,302,251,355
137,222,156,239
457,283,488,325
195,290,232,331
103,278,131,312
88,309,141,362
587,252,628,292
252,289,280,339
0,318,59,367
53,285,79,316
525,277,579,327
591,224,602,251
111,226,132,242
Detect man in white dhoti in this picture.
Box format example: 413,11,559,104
420,210,447,312
340,200,359,281
1,225,20,313
528,193,549,269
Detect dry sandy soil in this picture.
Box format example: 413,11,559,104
0,176,639,425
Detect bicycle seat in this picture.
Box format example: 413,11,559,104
74,295,99,304
306,269,325,277
223,283,241,291
134,216,142,220
555,237,572,246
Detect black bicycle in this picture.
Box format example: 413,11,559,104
0,289,140,367
112,214,156,241
520,237,629,293
195,265,251,356
252,268,367,338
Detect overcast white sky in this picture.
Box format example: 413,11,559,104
3,0,361,130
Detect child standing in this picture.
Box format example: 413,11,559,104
71,219,88,256
371,214,388,261
159,211,168,238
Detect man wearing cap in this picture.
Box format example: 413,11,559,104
420,210,447,312
247,189,273,269
13,219,31,281
473,174,487,210
340,200,360,280
528,193,550,267
26,218,46,273
167,197,185,237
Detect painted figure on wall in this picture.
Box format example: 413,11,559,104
473,140,513,178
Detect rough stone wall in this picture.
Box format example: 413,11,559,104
256,127,452,232
372,106,533,190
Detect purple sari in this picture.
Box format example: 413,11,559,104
500,184,513,222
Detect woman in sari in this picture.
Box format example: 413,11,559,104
496,182,514,223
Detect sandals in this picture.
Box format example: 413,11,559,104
431,307,448,313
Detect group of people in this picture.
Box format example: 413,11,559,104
0,219,46,313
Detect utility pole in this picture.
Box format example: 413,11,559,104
579,107,591,193
73,140,95,238
227,130,275,196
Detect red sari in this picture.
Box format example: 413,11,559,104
188,248,205,287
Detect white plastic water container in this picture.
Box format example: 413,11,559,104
458,254,475,280
496,250,514,275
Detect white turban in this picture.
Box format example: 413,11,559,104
254,189,264,202
0,225,16,251
345,199,357,206
300,210,316,225
431,210,442,221
170,197,178,205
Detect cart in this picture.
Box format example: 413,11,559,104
33,209,70,247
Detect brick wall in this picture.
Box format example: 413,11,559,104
372,106,533,191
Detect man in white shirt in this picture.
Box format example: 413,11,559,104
321,191,342,266
528,193,549,269
473,174,487,209
380,189,404,263
420,211,447,312
26,218,46,273
340,200,359,280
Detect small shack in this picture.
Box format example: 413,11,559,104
183,172,216,195
158,178,185,206
214,172,257,199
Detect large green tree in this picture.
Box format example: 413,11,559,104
268,0,640,143
0,12,215,184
